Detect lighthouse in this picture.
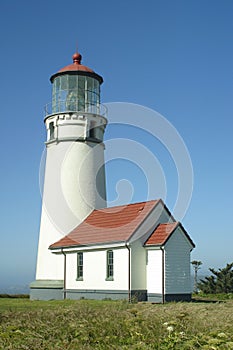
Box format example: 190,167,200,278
30,52,107,299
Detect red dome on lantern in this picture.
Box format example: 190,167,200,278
58,52,94,73
50,52,103,84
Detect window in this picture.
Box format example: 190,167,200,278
106,250,114,280
89,121,96,139
49,122,54,140
77,252,83,280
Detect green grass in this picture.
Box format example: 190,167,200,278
1,297,233,349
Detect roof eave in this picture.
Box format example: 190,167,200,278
144,243,163,248
50,70,103,84
177,222,196,248
49,239,128,251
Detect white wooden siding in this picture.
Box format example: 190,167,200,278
129,203,173,291
130,240,147,290
146,249,163,294
164,227,192,294
66,247,129,290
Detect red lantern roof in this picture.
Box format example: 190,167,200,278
58,52,94,73
50,52,103,84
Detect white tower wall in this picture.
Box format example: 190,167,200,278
35,112,107,282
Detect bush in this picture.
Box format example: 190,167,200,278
198,262,233,294
0,294,29,299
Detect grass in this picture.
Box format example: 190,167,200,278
1,296,233,349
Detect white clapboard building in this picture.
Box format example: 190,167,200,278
30,51,195,302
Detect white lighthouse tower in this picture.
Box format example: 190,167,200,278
30,51,107,299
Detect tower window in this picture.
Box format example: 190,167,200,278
106,250,114,280
49,122,55,140
77,252,83,280
89,121,96,139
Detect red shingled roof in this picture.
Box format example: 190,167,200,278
144,222,195,247
145,222,179,246
50,200,160,249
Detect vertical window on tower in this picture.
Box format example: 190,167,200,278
89,121,96,139
106,250,114,280
49,122,55,140
77,252,83,280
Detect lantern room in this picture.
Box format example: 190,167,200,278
44,52,107,144
49,52,103,115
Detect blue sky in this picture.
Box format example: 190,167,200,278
0,0,232,289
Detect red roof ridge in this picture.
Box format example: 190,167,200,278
92,199,159,212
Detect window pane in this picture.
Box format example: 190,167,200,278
66,90,77,111
61,75,68,90
55,77,60,91
68,75,77,90
79,76,85,91
93,79,99,94
78,87,85,111
86,76,93,92
78,253,83,265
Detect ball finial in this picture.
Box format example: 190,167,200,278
72,52,82,64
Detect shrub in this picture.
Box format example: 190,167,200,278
198,262,233,294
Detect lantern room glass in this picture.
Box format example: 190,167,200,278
52,75,100,114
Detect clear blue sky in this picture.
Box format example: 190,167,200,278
0,0,232,289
